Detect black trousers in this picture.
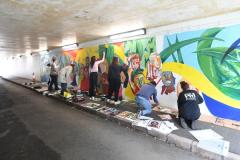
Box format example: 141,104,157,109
107,78,121,101
48,75,59,91
89,72,98,97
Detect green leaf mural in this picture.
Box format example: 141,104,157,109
195,46,240,100
160,36,223,62
167,37,177,62
175,36,184,63
195,28,240,100
163,27,240,100
99,44,114,64
222,77,240,90
196,28,224,85
124,37,156,69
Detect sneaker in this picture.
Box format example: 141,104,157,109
106,99,111,103
109,100,115,104
191,120,198,130
180,118,188,129
114,101,121,105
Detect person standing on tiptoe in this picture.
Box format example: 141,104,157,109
89,52,105,99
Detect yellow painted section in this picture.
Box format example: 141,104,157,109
113,44,125,61
162,62,240,109
76,46,99,64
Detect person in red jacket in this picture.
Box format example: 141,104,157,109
177,81,203,130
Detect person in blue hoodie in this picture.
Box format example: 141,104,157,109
136,81,159,117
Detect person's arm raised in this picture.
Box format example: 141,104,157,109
97,51,105,64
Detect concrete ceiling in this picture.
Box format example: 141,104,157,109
0,0,240,55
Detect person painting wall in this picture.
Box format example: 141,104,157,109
89,52,105,99
59,63,75,95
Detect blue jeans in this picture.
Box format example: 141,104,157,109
136,96,152,116
61,83,67,95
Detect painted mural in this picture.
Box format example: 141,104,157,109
40,48,81,86
39,26,240,122
40,37,157,99
162,25,240,121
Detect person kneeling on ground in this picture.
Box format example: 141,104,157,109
135,81,159,117
59,63,75,95
177,81,203,130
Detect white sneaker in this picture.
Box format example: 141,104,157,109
114,101,121,105
106,99,111,103
110,100,115,104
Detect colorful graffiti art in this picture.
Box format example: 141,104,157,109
162,25,240,121
40,37,157,100
147,52,162,81
161,71,175,95
80,56,90,92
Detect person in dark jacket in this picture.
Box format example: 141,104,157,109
106,56,122,105
136,81,159,117
121,63,129,88
177,81,203,129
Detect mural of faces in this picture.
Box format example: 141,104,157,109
161,71,175,95
133,73,144,92
129,54,140,70
147,52,162,81
127,54,144,94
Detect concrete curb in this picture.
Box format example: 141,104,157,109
2,78,240,160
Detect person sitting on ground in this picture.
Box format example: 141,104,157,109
177,81,203,130
135,80,159,117
59,63,75,95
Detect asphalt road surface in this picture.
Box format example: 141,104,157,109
0,79,206,160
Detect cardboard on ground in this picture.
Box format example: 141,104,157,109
198,139,230,156
189,129,223,141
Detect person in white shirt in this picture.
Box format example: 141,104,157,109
59,63,74,95
48,56,59,91
89,52,105,99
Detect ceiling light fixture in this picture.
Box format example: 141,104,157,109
109,29,146,40
62,43,78,51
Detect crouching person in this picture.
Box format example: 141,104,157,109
136,81,159,117
177,81,203,130
59,63,75,95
